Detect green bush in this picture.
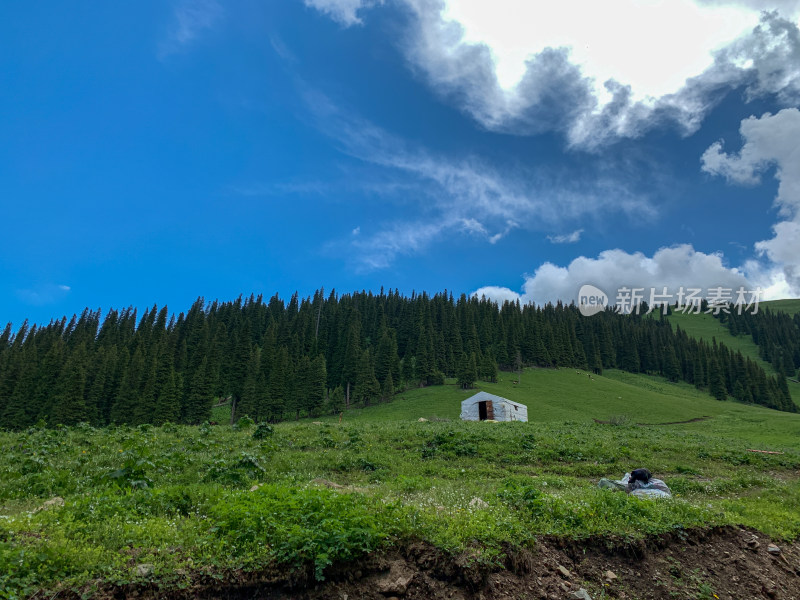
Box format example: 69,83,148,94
209,485,401,580
252,423,274,440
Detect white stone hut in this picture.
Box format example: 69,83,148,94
460,392,528,422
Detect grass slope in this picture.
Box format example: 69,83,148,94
312,368,800,450
667,310,800,407
763,298,800,316
2,369,800,598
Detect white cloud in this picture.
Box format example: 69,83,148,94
309,0,800,147
476,108,800,307
547,229,583,244
473,244,753,306
304,0,377,26
702,108,800,295
440,0,759,100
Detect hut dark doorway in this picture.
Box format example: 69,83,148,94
478,400,494,421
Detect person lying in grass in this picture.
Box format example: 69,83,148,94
598,468,672,498
627,468,672,498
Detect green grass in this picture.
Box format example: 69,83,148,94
2,369,800,598
667,310,800,407
762,298,800,316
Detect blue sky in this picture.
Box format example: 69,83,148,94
2,0,800,327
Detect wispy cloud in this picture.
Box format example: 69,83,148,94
547,229,584,244
304,90,654,270
159,0,223,58
15,283,72,307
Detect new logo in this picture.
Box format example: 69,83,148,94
578,284,608,317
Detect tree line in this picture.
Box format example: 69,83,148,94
0,289,796,429
716,307,800,382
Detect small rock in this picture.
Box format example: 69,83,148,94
746,537,760,550
469,497,489,509
376,569,415,595
557,565,572,579
569,589,592,600
312,478,345,489
135,563,154,577
604,569,617,582
767,544,781,555
36,497,65,512
418,418,429,422
249,484,261,492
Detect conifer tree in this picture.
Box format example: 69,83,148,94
110,347,145,424
183,356,213,424
381,371,394,402
353,349,380,407
664,347,680,382
457,352,477,389
328,385,344,415
2,348,38,429
236,348,262,422
708,357,727,401
52,343,88,426
480,353,498,382
152,366,180,425
304,355,327,417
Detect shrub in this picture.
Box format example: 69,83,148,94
235,415,255,430
209,485,401,580
252,423,274,440
105,453,155,490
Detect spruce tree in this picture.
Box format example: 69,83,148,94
183,356,213,424
304,355,327,417
328,385,344,415
111,347,145,424
664,347,680,382
52,344,88,426
236,348,262,422
456,352,477,389
708,357,727,401
152,366,180,425
353,349,380,407
381,371,394,402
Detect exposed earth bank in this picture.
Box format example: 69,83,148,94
85,526,799,600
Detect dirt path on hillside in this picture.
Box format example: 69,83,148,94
78,525,800,600
593,416,712,426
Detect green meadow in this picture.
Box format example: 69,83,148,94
667,310,800,406
763,298,800,316
2,368,800,598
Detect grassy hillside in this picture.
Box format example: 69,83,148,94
302,368,800,450
763,298,800,316
667,310,800,407
3,369,800,598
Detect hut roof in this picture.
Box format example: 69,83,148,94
461,391,526,408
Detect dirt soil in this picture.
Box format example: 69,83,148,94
78,525,800,600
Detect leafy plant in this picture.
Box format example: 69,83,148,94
252,423,273,440
105,452,155,490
